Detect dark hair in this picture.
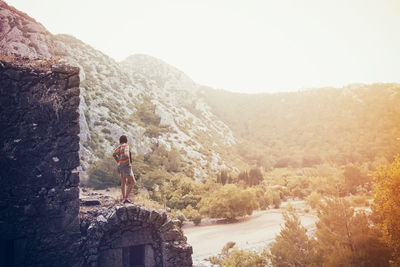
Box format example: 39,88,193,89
119,135,128,144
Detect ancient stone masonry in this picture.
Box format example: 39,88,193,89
80,203,193,267
0,56,81,266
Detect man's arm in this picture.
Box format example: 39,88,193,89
112,147,120,163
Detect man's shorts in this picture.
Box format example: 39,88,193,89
119,165,134,178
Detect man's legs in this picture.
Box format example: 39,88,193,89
125,175,135,201
121,176,127,201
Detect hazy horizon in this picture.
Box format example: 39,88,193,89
6,0,400,93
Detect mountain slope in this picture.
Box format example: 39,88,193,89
0,1,237,181
200,84,400,169
0,1,58,58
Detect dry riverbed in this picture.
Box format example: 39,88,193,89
183,201,317,263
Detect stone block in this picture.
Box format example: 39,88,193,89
60,152,80,170
148,210,160,225
5,68,22,80
81,199,101,206
155,211,168,228
67,74,80,88
116,206,128,222
126,205,140,221
160,229,183,242
68,172,80,186
159,219,174,233
138,207,150,222
62,186,79,201
65,87,80,98
106,210,119,225
109,229,153,249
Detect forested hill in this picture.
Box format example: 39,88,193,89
200,83,400,169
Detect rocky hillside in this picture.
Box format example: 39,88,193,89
0,1,236,181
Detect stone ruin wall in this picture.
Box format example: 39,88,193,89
0,57,81,266
0,57,192,267
80,204,193,267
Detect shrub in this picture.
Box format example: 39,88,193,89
270,206,316,266
101,128,111,134
174,210,186,224
183,205,202,225
192,214,202,226
145,125,161,138
87,157,120,189
199,184,257,219
221,248,269,267
135,99,161,126
272,192,281,208
307,191,322,209
251,186,273,210
164,175,202,210
315,197,392,266
208,241,268,267
140,170,170,192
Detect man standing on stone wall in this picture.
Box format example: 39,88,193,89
113,135,136,203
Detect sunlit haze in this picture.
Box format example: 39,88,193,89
6,0,400,93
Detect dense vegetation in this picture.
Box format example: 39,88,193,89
201,83,400,170
210,155,400,266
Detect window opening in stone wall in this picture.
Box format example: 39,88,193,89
122,244,145,267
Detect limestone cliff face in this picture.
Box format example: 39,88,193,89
0,1,58,58
0,1,238,181
0,56,81,267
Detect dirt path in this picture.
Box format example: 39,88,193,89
183,203,317,261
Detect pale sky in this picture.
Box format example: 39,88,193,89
6,0,400,93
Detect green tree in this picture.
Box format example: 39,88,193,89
140,170,169,192
249,167,263,186
167,147,181,172
199,184,257,219
209,242,268,267
373,155,400,264
164,175,203,210
270,206,317,267
307,191,322,210
87,157,120,189
238,170,249,185
182,205,202,225
251,186,273,210
221,248,269,267
272,191,281,208
217,170,229,185
343,164,366,194
315,197,391,266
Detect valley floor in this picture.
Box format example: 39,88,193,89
183,200,317,262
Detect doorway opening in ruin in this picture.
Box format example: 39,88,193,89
123,244,145,267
